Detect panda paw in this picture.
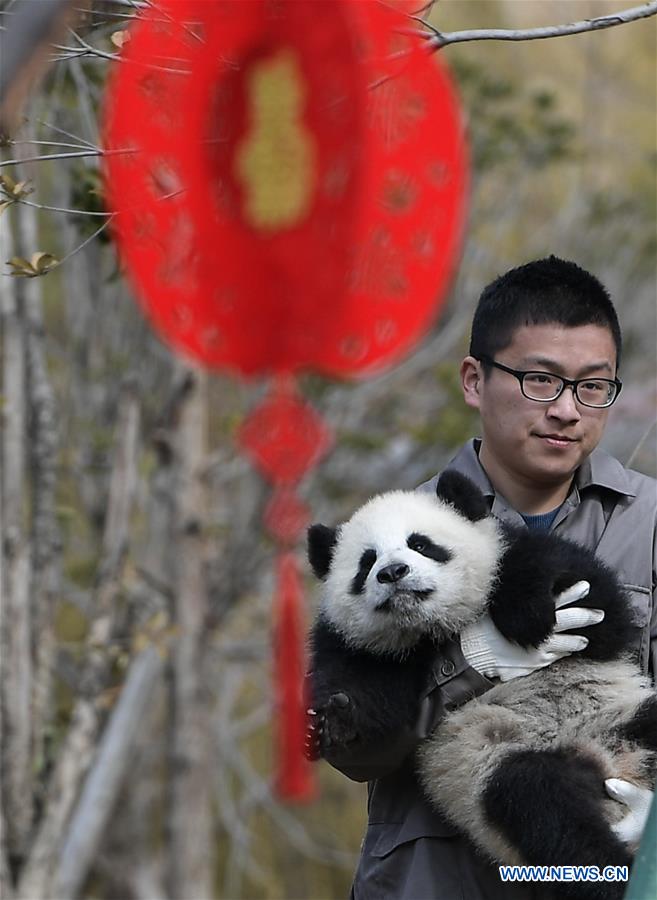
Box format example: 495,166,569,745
304,693,357,759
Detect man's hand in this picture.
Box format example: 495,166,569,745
461,581,604,682
606,778,654,847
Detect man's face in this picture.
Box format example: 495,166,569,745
461,323,618,488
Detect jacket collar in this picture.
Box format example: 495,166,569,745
446,439,636,499
574,447,637,497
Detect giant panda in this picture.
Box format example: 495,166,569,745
307,471,656,900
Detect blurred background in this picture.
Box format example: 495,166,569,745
0,1,655,898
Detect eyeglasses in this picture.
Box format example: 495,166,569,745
477,355,622,408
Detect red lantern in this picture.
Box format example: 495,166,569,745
103,0,468,800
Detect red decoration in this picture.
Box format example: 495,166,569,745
238,377,333,487
273,551,310,798
102,0,469,801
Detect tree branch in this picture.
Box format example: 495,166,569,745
166,365,214,900
17,382,140,899
53,645,165,899
424,1,657,49
0,206,33,860
13,170,62,814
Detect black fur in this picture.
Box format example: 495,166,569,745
308,524,338,580
309,618,437,752
482,748,631,900
435,470,490,521
351,549,377,594
407,532,452,563
489,524,634,659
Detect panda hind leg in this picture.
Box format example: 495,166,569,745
483,747,631,900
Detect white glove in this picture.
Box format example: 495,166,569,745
461,581,604,682
606,778,654,847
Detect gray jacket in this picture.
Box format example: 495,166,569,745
327,440,656,900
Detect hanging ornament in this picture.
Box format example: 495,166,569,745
102,0,469,800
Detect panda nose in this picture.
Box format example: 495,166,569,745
377,563,410,584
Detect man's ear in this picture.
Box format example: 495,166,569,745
436,471,489,522
461,356,482,410
307,524,338,579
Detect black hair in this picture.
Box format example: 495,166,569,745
469,256,622,371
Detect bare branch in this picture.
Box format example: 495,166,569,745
426,1,657,49
0,149,104,166
53,645,166,899
35,215,112,272
9,196,109,216
35,118,98,149
17,384,140,899
1,206,33,859
166,365,214,900
12,173,62,809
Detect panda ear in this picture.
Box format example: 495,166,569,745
436,471,489,522
307,524,338,579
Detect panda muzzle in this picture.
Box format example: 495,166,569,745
377,562,410,584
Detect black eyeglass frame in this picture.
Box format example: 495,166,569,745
477,355,622,409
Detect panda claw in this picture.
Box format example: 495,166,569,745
304,708,326,761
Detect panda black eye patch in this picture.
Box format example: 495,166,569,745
350,549,377,594
407,532,452,563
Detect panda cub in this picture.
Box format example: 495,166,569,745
307,471,656,900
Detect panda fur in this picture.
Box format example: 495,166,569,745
307,471,656,900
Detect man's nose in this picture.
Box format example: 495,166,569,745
377,563,410,584
546,385,582,421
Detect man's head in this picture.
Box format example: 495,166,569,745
468,256,622,369
461,258,623,507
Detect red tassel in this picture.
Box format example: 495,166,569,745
274,552,315,801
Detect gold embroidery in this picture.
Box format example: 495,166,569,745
236,49,315,231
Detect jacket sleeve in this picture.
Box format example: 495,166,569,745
322,638,494,783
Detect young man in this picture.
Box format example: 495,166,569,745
320,257,656,900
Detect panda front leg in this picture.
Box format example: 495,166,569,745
487,534,564,647
482,747,632,900
307,668,380,758
307,654,418,759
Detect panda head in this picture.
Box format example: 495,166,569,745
308,472,505,655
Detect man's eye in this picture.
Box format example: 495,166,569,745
526,373,555,385
581,381,602,392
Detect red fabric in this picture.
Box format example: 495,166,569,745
102,0,468,377
274,552,315,801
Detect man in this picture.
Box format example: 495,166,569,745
318,257,656,899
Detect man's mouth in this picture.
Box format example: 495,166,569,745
535,433,578,448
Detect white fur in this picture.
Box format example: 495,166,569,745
321,490,504,655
